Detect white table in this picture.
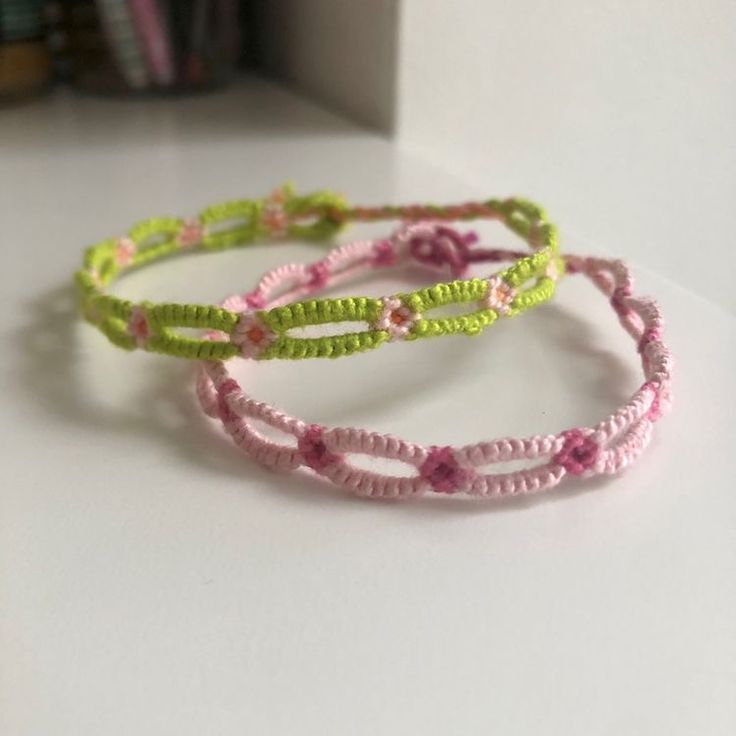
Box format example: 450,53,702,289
2,77,735,735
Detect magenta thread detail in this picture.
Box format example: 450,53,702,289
298,425,343,472
307,262,330,289
419,446,475,493
407,223,479,277
372,238,397,267
196,227,673,501
552,430,601,476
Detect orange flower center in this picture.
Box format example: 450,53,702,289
246,326,266,344
390,310,406,325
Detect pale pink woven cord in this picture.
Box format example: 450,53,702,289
196,222,673,500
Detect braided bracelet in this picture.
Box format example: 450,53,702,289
196,233,672,500
74,186,560,361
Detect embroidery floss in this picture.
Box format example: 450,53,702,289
196,248,671,500
75,189,561,361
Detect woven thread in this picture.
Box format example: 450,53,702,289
75,187,561,361
196,248,672,500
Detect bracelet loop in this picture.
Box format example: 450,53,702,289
196,243,672,500
75,187,560,361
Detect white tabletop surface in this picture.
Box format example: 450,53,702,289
2,78,735,735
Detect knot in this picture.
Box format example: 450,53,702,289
405,223,478,278
298,425,342,472
553,429,600,476
397,221,510,277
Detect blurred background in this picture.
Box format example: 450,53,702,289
1,0,734,309
0,0,244,95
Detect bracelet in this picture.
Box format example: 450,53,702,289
196,237,672,500
74,186,560,361
75,185,347,360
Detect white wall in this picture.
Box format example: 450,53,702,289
396,0,736,308
254,0,735,307
254,0,400,132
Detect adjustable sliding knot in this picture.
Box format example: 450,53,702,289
76,189,559,361
403,222,480,278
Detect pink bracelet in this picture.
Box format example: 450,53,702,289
196,223,672,500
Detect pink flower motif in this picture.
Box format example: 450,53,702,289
115,237,136,267
419,446,474,494
127,306,150,348
307,262,330,289
298,424,342,472
231,312,277,358
402,222,479,278
262,208,288,236
374,296,419,341
371,238,397,267
482,275,516,315
262,187,290,237
177,218,205,248
553,429,600,476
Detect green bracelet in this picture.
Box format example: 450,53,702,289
75,185,561,361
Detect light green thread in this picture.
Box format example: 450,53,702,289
256,199,561,357
129,217,181,245
147,331,240,360
260,296,381,333
406,278,489,312
260,330,389,360
247,199,560,359
413,308,498,339
76,188,561,361
508,276,557,315
99,318,136,350
76,186,349,358
147,303,239,331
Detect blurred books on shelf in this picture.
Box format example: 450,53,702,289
1,0,242,99
0,0,51,97
66,0,241,93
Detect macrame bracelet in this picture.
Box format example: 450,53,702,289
196,237,672,500
74,185,560,361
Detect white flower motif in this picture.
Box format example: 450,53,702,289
374,296,419,341
482,275,516,315
231,312,277,358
